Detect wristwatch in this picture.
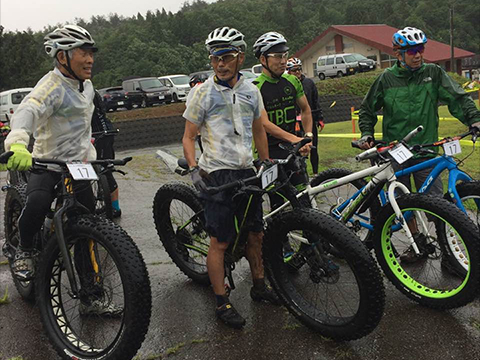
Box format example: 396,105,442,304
304,132,313,138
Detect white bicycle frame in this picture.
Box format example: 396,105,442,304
264,159,431,256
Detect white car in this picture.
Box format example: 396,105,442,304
0,87,33,122
158,74,191,102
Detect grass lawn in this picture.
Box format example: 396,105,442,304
310,106,480,182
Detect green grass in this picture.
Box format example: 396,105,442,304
311,113,480,180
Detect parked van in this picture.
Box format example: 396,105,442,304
158,74,191,102
316,54,357,80
0,87,33,122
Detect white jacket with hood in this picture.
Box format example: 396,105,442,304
5,67,96,161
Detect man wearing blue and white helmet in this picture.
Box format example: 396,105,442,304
358,26,480,262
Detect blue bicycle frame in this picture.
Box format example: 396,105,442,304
331,153,478,232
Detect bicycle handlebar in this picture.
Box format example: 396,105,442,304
354,125,423,162
205,137,312,195
0,151,13,164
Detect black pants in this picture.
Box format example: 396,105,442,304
19,171,95,249
94,135,118,191
309,122,319,174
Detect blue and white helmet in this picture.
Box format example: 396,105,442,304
392,27,427,49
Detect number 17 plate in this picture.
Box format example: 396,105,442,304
261,164,278,189
66,163,99,180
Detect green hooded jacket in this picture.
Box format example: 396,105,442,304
359,62,480,150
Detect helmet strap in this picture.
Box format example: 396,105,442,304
58,50,85,92
398,51,422,72
263,57,282,79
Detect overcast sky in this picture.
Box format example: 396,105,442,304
0,0,218,32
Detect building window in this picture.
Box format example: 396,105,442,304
326,45,335,52
343,43,353,49
313,62,318,76
380,53,396,67
367,55,377,62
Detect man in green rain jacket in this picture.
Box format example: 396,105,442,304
358,26,480,263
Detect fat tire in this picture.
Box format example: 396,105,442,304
310,168,380,244
3,183,36,301
264,208,385,340
153,182,210,285
372,193,480,309
35,215,151,360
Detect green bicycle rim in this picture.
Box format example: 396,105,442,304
381,207,470,299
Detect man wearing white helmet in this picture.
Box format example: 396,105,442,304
0,25,109,310
183,26,288,329
253,32,313,208
358,26,480,263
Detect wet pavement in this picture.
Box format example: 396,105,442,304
1,143,480,360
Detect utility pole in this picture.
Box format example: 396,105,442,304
449,5,455,73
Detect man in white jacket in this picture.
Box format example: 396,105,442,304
2,25,100,289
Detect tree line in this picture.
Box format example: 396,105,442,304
0,0,477,90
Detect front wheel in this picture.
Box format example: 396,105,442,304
35,215,152,360
337,71,343,78
373,193,480,309
264,208,385,340
153,182,210,285
318,73,326,80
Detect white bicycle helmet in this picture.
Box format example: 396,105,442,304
44,24,97,58
205,27,246,54
392,27,427,49
253,32,288,58
286,57,302,70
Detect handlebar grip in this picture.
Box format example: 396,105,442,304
293,137,312,153
0,151,13,164
355,147,378,162
403,125,423,143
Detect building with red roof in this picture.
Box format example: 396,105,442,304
294,24,475,78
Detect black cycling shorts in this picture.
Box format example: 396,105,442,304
199,168,264,243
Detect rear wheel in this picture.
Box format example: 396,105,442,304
153,182,210,285
3,183,35,301
337,71,343,78
373,193,480,309
36,215,151,360
264,208,385,340
318,73,326,80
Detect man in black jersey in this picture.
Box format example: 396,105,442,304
253,31,313,204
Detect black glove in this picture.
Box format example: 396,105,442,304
190,167,207,192
358,135,374,149
258,158,275,171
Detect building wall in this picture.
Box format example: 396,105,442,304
300,35,383,78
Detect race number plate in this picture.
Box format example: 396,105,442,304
261,164,278,189
66,163,98,181
443,140,461,156
389,143,413,164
